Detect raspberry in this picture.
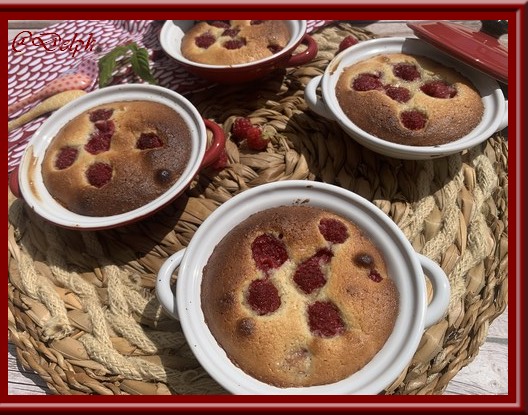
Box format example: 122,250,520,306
400,110,427,130
86,162,113,188
312,248,333,264
307,301,345,338
85,130,112,154
247,279,281,315
94,119,115,135
223,38,246,50
245,126,268,151
368,269,383,282
250,20,265,25
89,108,113,122
385,85,411,103
420,80,457,98
293,249,333,294
318,218,349,244
195,32,216,49
222,27,239,38
231,117,269,150
55,147,78,170
251,234,288,273
338,35,359,53
208,20,230,29
136,132,164,149
231,117,254,143
294,261,325,294
352,73,383,91
393,63,421,81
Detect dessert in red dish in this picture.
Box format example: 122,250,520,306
42,101,192,217
201,205,399,387
181,20,291,66
336,53,484,146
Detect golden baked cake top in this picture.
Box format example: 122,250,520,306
181,20,291,65
41,100,192,217
201,205,399,387
336,53,484,146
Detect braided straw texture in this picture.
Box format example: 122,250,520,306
8,22,508,395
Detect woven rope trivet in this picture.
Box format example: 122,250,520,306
8,22,508,395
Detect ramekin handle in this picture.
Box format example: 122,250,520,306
418,254,451,328
496,99,508,132
284,34,318,67
200,118,226,169
156,249,186,320
304,75,335,120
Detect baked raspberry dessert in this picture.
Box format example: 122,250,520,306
201,205,399,387
181,20,291,66
336,53,484,146
41,101,192,217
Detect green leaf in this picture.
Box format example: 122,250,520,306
98,45,130,88
97,42,157,88
130,47,157,85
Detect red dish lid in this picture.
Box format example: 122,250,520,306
407,21,508,84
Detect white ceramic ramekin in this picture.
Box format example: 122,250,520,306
157,180,450,394
159,20,318,83
304,37,508,159
11,84,225,230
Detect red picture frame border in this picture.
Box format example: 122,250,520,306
3,1,525,412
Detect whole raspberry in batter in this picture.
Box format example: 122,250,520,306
393,63,421,81
208,21,230,29
247,279,281,315
55,147,78,170
222,27,240,38
319,218,349,244
307,301,345,337
420,80,457,99
223,38,246,50
400,110,427,130
86,162,113,188
251,234,288,273
94,119,115,135
89,108,114,122
293,248,333,294
136,132,164,150
353,73,383,91
195,32,216,49
85,130,112,155
385,85,411,103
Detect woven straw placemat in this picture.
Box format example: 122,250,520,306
7,22,508,395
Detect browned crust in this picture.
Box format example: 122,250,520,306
335,53,484,146
181,20,291,66
201,205,399,387
41,101,192,217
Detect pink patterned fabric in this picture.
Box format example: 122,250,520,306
8,20,331,173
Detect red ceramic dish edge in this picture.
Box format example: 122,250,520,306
160,20,318,84
11,84,226,230
407,21,508,84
